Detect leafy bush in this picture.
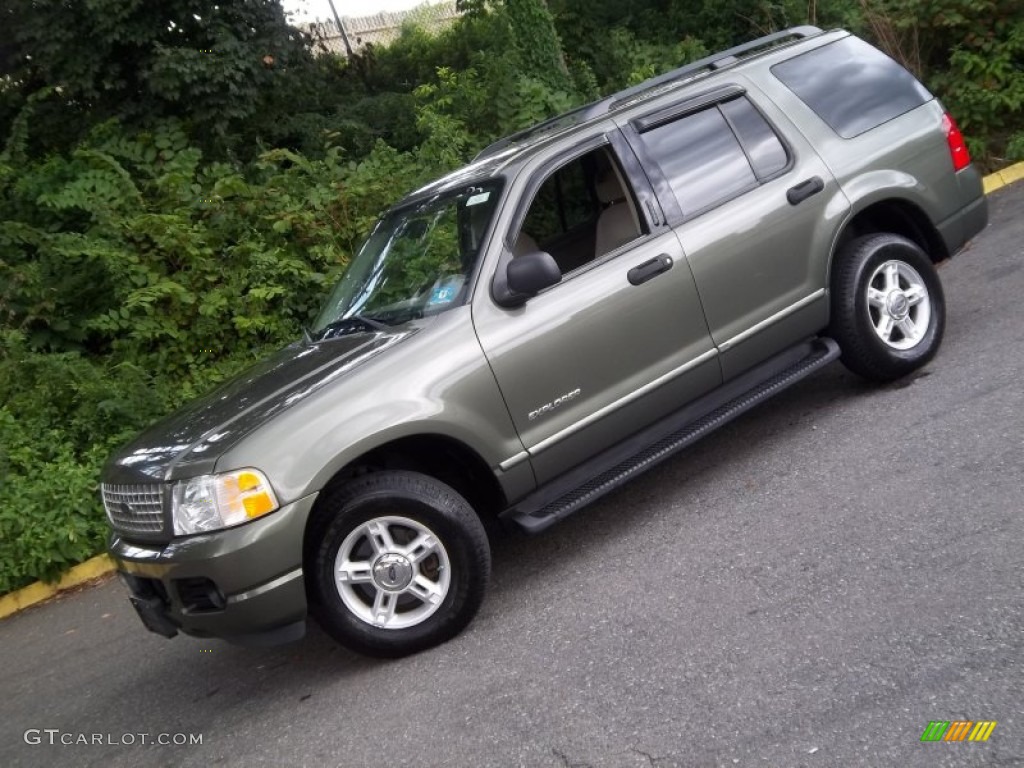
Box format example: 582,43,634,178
860,0,1024,169
0,334,162,591
0,112,440,593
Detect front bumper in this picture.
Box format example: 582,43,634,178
108,492,318,646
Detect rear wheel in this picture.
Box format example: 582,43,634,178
829,233,945,381
309,471,490,658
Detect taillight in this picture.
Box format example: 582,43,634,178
941,113,971,172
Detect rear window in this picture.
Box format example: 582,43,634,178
771,36,932,138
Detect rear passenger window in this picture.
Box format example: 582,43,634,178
771,36,932,138
636,96,788,218
640,107,755,217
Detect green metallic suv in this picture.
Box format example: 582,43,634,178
102,27,988,657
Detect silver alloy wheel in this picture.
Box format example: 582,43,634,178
334,516,451,630
865,259,931,350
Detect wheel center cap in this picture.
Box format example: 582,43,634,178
887,291,910,320
372,553,413,591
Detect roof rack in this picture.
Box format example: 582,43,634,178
474,25,823,161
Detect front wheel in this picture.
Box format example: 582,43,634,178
308,471,491,658
829,233,945,381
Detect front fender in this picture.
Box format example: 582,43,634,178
214,308,532,505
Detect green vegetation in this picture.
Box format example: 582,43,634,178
0,0,1020,594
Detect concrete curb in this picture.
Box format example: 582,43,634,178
0,554,115,620
982,160,1024,194
1,159,1023,622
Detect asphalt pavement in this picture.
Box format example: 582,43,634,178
1,184,1022,768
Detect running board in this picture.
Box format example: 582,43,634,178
505,337,840,534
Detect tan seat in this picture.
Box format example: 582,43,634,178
594,169,640,258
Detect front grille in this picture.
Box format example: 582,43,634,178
101,483,166,536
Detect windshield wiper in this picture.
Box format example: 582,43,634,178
315,314,390,341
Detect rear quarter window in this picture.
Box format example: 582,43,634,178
771,36,932,139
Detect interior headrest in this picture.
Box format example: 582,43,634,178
596,171,623,204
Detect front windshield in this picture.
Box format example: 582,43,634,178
311,180,503,339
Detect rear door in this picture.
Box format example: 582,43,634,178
620,83,849,380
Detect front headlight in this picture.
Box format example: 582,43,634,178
171,469,279,536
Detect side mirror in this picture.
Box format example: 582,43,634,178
506,251,561,299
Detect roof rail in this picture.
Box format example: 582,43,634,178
472,103,594,161
473,25,823,161
604,25,822,113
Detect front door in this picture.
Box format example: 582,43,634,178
473,133,720,485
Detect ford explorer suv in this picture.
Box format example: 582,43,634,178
101,26,988,657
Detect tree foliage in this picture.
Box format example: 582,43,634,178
861,0,1024,163
0,0,360,160
0,0,1020,593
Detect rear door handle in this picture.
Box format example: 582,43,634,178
628,254,673,285
786,176,824,205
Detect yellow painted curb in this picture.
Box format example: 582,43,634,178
983,161,1024,194
0,554,115,620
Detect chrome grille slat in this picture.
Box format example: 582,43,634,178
101,483,165,535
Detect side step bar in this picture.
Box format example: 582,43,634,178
505,337,840,534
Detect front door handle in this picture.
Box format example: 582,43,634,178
628,254,673,285
787,176,824,205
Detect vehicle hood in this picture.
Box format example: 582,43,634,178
103,331,412,484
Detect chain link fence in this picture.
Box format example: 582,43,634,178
302,1,461,57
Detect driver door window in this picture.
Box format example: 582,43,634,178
515,146,645,276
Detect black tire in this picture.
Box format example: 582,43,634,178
829,233,945,382
308,471,490,658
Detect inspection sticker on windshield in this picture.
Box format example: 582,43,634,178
465,191,490,206
427,276,465,307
